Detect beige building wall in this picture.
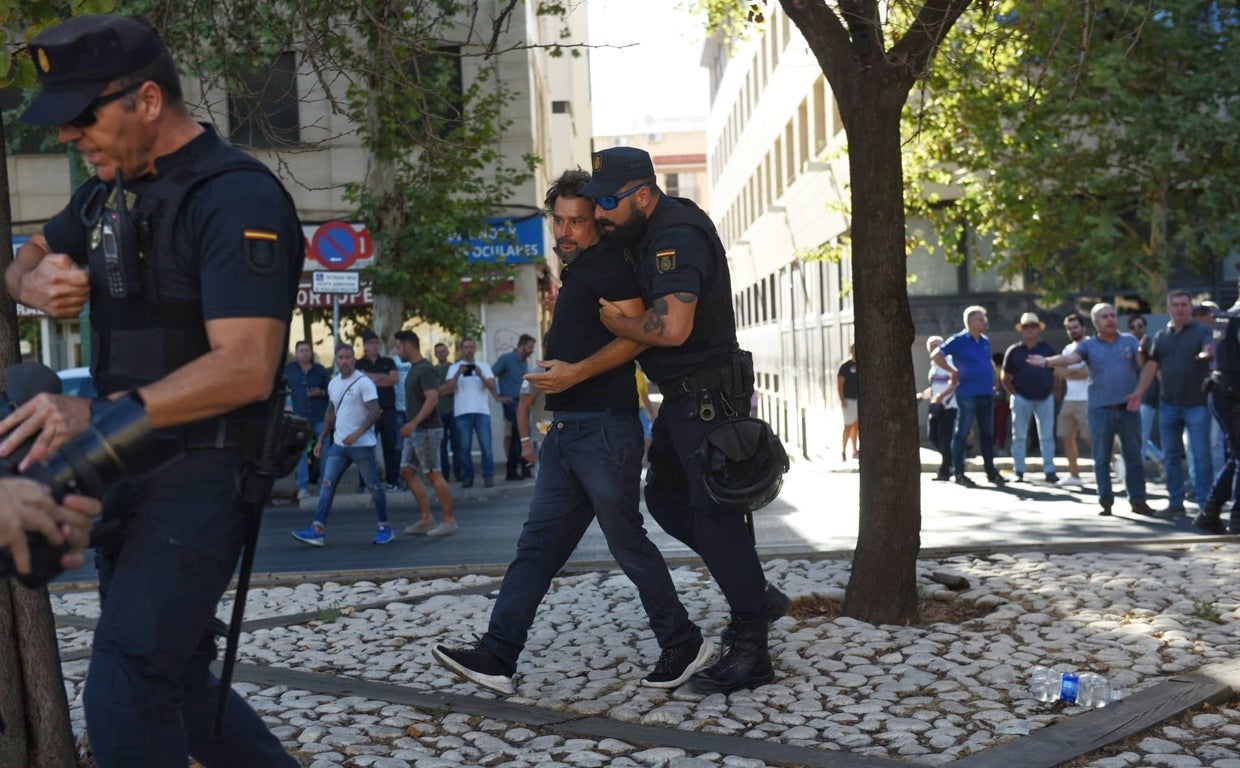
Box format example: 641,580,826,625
593,130,710,214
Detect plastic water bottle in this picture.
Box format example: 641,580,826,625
1029,666,1114,708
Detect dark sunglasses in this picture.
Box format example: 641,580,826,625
597,184,647,211
67,82,144,129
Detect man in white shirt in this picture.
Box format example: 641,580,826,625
1055,312,1091,486
292,343,392,545
442,337,503,488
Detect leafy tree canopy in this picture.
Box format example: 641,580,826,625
905,0,1240,300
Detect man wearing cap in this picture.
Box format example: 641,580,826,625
432,169,710,695
1001,313,1059,483
356,329,402,490
2,15,301,766
586,146,789,696
1127,290,1214,518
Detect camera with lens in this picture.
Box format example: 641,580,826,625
462,364,477,377
0,364,167,588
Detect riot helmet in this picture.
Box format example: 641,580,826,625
696,417,789,511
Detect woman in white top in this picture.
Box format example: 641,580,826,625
922,335,958,480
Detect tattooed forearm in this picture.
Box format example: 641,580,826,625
672,291,696,303
643,297,669,335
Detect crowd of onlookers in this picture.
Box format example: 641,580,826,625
284,330,539,547
912,296,1237,532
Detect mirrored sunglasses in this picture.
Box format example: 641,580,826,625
597,184,647,211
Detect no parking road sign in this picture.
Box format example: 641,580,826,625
308,221,372,270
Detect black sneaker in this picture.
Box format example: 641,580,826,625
643,637,714,688
1014,472,1024,482
954,475,976,487
432,641,515,695
1130,499,1156,516
1193,512,1227,534
1098,498,1114,516
987,471,1006,484
1045,473,1059,484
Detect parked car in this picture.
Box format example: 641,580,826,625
56,366,96,398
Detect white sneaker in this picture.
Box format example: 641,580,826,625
1057,475,1083,487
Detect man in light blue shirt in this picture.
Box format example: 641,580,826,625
1030,303,1153,517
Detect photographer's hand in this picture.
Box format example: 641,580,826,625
0,392,92,471
0,477,97,576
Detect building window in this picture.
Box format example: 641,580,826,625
666,173,680,197
228,51,300,148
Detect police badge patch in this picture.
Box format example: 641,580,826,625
656,248,677,273
244,228,278,275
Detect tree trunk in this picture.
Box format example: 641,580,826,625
839,82,923,626
0,110,78,768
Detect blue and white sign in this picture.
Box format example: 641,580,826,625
460,215,544,264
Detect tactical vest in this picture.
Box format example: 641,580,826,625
1212,306,1240,396
81,140,297,395
633,198,738,381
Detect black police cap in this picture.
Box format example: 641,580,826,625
580,147,656,198
21,15,168,126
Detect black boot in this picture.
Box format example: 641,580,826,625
1194,500,1227,535
721,583,791,653
690,618,774,694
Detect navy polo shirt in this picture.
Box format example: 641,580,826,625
43,126,302,412
543,239,641,413
356,355,398,410
939,330,994,397
1149,322,1212,407
1003,341,1055,400
45,126,301,324
633,197,737,382
284,361,330,424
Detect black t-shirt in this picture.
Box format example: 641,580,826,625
544,239,642,413
403,358,442,429
632,197,738,383
356,355,398,410
838,360,859,399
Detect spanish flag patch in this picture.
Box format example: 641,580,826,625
656,248,677,274
244,228,278,275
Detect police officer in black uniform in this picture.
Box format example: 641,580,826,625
586,147,787,695
1197,284,1240,535
2,15,302,767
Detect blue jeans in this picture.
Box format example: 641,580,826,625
1011,394,1055,475
1140,404,1164,463
294,420,325,491
951,394,997,477
87,450,298,767
455,412,494,482
1088,406,1145,503
482,412,698,668
1160,403,1212,507
314,442,388,526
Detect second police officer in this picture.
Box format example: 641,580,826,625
2,15,303,767
1198,282,1240,535
586,147,789,694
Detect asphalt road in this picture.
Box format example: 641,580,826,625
53,451,1223,584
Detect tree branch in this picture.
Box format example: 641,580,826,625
487,0,521,56
890,0,976,78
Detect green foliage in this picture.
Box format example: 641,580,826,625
108,0,539,334
905,0,1240,300
1192,597,1222,623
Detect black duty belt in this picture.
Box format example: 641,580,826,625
663,362,737,401
173,418,267,451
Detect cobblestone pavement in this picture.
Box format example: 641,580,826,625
52,542,1240,767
